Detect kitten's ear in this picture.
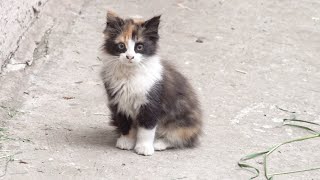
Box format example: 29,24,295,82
143,15,161,30
106,11,122,23
104,10,124,35
142,15,161,39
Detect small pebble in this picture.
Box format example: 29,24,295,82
262,125,272,129
195,38,203,43
312,17,319,21
253,128,265,133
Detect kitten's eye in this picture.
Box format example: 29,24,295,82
136,44,144,51
118,43,125,50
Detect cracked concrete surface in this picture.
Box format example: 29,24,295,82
0,0,320,179
0,0,49,73
32,26,53,64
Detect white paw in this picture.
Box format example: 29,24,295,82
134,143,154,156
154,139,169,151
116,135,135,150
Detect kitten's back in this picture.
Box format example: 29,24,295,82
157,61,202,147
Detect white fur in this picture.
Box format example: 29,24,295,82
102,54,163,118
126,40,136,58
116,129,136,150
154,139,172,151
119,40,143,64
135,127,156,155
101,41,163,156
116,135,135,150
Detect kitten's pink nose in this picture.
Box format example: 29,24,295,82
126,55,134,60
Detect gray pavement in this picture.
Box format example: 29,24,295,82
0,0,320,179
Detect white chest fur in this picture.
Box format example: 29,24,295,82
102,56,163,118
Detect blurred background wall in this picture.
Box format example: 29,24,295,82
0,0,48,73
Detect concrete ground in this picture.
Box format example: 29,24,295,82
1,0,320,179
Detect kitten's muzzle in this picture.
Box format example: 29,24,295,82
126,55,134,60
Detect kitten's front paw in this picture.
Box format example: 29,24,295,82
134,143,154,156
116,135,135,150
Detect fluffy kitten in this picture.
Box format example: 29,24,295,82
101,11,202,156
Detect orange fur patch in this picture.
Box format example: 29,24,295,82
174,126,201,140
133,18,144,24
159,126,201,142
107,11,146,45
116,21,145,45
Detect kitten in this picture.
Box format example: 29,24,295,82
101,11,202,156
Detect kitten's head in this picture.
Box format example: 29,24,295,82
103,11,161,65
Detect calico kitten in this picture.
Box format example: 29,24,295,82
101,11,202,156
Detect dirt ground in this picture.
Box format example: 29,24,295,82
1,0,320,179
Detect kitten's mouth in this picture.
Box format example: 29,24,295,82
121,60,136,66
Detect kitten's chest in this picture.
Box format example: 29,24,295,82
102,57,163,118
108,73,156,118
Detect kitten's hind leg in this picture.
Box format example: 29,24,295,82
154,139,173,151
165,126,201,148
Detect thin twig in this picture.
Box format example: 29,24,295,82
93,113,109,116
0,152,22,177
235,69,247,74
0,154,14,159
275,105,296,113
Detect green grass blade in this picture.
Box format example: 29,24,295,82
240,150,269,161
238,150,270,179
264,134,320,179
238,162,260,179
283,124,319,134
270,166,320,177
239,117,320,179
283,119,320,126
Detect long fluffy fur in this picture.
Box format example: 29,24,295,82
100,11,202,155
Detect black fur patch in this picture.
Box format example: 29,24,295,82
136,81,163,129
134,39,158,56
104,14,124,37
104,82,132,135
141,15,161,42
159,61,202,129
104,39,126,56
109,103,133,135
